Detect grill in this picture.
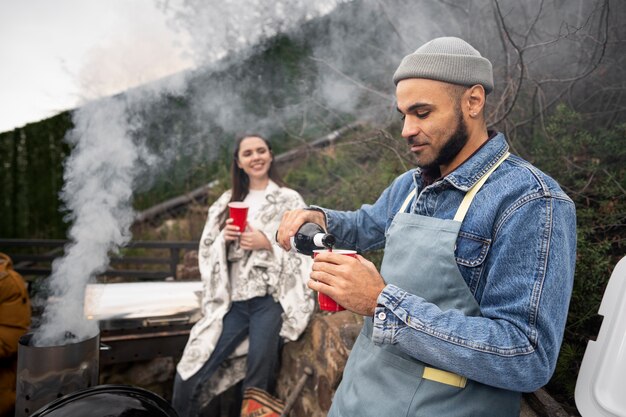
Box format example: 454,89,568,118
15,281,202,416
15,332,100,417
85,281,203,366
27,384,179,417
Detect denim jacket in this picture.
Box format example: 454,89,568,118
315,133,576,393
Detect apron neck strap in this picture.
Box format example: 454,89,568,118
398,152,510,219
399,188,416,213
453,152,510,222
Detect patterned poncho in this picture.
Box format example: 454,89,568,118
176,181,314,403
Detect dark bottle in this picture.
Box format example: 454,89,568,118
291,222,336,256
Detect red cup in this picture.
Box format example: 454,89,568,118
312,249,357,312
228,202,249,232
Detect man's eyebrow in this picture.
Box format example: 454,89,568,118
396,102,432,114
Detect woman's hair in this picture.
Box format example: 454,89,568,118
218,134,286,228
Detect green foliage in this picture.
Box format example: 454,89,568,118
239,34,314,112
283,127,408,211
522,104,625,406
0,111,73,240
550,340,584,411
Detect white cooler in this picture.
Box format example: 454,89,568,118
575,256,626,416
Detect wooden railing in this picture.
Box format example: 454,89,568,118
0,239,198,282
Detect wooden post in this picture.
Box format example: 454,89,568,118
170,248,179,279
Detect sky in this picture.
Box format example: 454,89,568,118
0,0,194,133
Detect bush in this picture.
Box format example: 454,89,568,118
521,105,625,408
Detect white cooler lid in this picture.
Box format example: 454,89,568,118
84,281,203,320
575,256,626,416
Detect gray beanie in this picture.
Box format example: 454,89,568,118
393,37,493,94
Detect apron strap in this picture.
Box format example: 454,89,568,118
399,188,416,213
398,152,510,218
453,152,510,222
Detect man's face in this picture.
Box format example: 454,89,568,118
396,78,468,172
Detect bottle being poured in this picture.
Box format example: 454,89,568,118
290,222,336,256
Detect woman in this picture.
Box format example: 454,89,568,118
172,135,314,417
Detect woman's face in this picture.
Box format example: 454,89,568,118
236,136,273,181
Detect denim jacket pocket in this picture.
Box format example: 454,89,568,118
455,231,491,294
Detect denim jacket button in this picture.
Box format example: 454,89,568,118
377,312,387,321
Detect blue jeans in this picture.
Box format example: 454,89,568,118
172,295,283,416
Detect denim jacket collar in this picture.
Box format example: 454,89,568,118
412,132,510,192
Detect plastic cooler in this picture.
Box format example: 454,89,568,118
575,256,626,416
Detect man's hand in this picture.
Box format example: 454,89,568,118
276,208,326,251
310,252,386,316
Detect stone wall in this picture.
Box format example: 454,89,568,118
276,311,362,417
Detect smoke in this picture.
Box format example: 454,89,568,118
76,30,192,102
157,0,345,65
32,82,183,346
33,0,619,345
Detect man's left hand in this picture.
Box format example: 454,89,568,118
310,252,386,316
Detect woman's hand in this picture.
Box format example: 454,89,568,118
223,218,241,242
239,225,272,251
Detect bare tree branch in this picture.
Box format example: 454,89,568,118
488,0,526,127
438,0,470,15
375,0,410,51
536,0,609,85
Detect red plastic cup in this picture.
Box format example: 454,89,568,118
228,202,249,232
312,249,357,312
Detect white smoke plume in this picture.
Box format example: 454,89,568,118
33,99,136,345
32,84,182,346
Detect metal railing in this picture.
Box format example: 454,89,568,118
0,239,198,281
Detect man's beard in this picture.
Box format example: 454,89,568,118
420,109,469,173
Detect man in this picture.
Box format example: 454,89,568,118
276,37,576,416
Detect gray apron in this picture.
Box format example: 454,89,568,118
329,152,522,417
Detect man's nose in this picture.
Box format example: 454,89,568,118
401,116,421,139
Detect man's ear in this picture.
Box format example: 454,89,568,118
466,84,486,118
